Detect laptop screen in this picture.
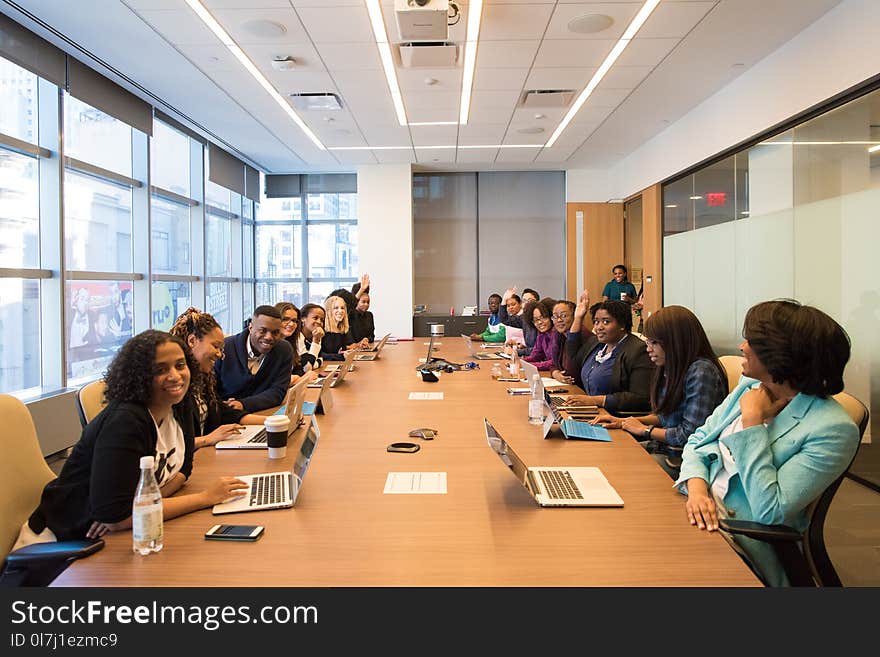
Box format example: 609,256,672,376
290,422,319,504
483,419,529,485
424,333,435,364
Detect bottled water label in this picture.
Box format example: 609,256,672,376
133,505,163,544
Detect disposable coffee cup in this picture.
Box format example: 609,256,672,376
620,292,627,301
264,415,290,459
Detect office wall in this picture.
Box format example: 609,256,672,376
566,0,880,202
357,164,414,339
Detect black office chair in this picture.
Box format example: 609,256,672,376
719,392,868,587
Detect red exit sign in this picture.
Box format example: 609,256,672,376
706,192,727,207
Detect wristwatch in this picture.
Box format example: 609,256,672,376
645,426,654,439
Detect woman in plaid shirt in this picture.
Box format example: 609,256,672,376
592,306,728,477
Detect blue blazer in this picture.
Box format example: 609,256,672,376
675,377,858,586
214,330,293,413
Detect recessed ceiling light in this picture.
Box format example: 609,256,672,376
689,195,703,200
665,204,678,208
516,127,544,135
869,144,880,153
567,13,614,35
242,19,287,39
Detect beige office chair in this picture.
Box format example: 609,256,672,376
721,392,868,586
75,379,107,427
0,394,103,586
718,355,743,393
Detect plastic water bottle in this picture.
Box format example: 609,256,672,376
510,348,520,378
132,455,163,555
528,373,544,424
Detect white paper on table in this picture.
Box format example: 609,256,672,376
408,392,444,400
384,472,447,494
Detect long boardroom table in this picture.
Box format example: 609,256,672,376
54,339,759,586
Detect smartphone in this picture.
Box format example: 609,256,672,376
205,524,264,541
387,442,420,453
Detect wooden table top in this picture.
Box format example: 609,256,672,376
54,339,759,587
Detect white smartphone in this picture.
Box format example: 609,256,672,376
204,524,264,542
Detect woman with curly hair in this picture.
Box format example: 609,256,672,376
15,330,247,548
170,308,268,449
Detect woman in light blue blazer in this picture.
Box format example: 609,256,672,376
675,300,859,586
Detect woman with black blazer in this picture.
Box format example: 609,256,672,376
564,294,654,414
15,330,246,547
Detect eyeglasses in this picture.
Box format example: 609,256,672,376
645,338,662,348
281,317,298,325
551,313,570,321
534,316,551,323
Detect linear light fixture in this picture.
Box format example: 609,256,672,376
545,0,660,148
408,121,459,126
183,0,325,150
366,0,407,126
328,144,542,151
870,144,880,153
459,0,483,125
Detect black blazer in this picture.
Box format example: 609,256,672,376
350,310,375,343
29,400,195,541
566,332,654,413
214,330,293,412
320,331,353,361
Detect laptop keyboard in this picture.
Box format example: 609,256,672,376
539,470,583,500
249,473,285,507
247,430,267,443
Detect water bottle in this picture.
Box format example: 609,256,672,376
132,455,163,555
528,373,544,424
510,348,520,378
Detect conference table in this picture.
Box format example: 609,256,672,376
54,339,759,586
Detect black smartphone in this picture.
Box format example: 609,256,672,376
205,524,264,541
419,369,439,382
387,442,420,453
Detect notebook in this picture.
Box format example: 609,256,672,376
355,333,391,361
460,334,504,360
212,422,319,515
483,418,623,507
215,376,311,450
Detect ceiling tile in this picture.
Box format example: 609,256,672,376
535,143,578,163
456,148,499,164
315,43,382,70
359,125,412,144
510,106,567,124
244,43,326,73
584,87,631,107
332,68,389,92
473,67,529,91
332,150,378,165
373,149,416,164
494,148,539,163
544,2,640,41
409,125,458,147
481,3,555,41
406,107,460,123
135,10,221,45
502,128,547,145
600,65,654,89
290,0,363,6
616,38,680,67
404,91,461,110
639,1,715,39
315,128,368,148
526,67,595,90
471,88,522,108
475,41,540,68
533,39,615,68
174,43,240,72
416,148,457,164
212,8,309,45
467,104,514,125
457,123,508,146
296,6,374,43
204,0,293,7
397,68,462,93
271,71,339,94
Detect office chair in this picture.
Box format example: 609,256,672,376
75,378,107,427
718,355,743,393
719,392,868,586
0,395,103,587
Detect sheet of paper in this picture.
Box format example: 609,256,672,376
408,392,444,400
384,472,447,494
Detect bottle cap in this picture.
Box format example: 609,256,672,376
139,455,154,469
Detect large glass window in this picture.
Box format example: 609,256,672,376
0,150,39,267
64,94,132,176
255,185,358,308
0,58,37,143
150,121,190,197
64,171,133,271
66,280,133,384
0,279,40,394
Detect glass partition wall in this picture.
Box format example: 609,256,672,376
662,84,880,485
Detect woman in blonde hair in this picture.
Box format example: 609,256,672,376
170,307,267,449
321,295,366,360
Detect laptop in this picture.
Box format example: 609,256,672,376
215,376,311,450
212,421,319,515
483,418,623,507
308,350,356,388
355,333,391,361
306,367,335,414
460,334,504,360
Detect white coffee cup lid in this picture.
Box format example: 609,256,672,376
264,414,290,429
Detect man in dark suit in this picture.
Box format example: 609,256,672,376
214,305,293,413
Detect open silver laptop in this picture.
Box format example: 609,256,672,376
308,349,356,388
460,334,504,360
212,422,319,515
355,333,391,361
483,418,623,507
215,376,311,450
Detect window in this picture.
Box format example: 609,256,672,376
0,58,38,143
0,279,40,394
66,280,133,385
256,186,358,308
64,94,132,176
64,171,133,271
150,120,190,197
